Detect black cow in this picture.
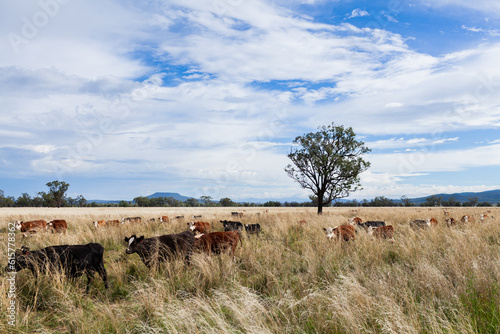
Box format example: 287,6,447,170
410,219,430,229
220,220,243,232
124,231,196,268
244,223,261,236
6,244,108,292
358,221,386,231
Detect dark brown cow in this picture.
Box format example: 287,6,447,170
15,220,47,237
323,225,355,242
194,231,241,258
368,225,394,242
187,221,211,234
47,219,68,233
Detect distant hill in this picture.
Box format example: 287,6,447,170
409,189,500,204
146,192,194,202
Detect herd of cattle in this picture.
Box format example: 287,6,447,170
6,210,495,292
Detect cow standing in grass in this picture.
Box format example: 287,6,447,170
194,231,241,258
6,244,108,292
124,231,196,268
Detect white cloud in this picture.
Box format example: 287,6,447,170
348,9,370,19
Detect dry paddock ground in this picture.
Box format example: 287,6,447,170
1,207,499,334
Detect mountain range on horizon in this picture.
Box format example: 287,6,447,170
88,189,500,205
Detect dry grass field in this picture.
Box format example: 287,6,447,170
1,206,499,334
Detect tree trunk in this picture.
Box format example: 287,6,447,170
317,203,323,215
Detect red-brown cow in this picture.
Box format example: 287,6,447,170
323,225,355,242
348,217,362,225
158,216,170,223
187,221,211,234
368,225,395,242
15,220,47,237
194,231,241,258
94,220,120,229
47,219,67,233
427,217,438,227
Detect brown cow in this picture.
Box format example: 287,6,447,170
47,219,67,233
94,220,120,229
348,217,362,225
194,231,241,258
15,220,47,237
187,221,211,234
121,217,141,224
446,218,457,226
368,225,394,242
427,217,438,227
323,225,355,242
158,216,170,223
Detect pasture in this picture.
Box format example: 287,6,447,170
1,207,499,334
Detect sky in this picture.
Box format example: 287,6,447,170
1,0,500,202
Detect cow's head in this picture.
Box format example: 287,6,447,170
187,221,195,231
124,235,144,254
5,246,30,272
15,221,22,230
322,227,336,240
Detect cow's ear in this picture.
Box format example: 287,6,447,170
138,236,144,242
21,246,30,254
124,237,129,242
322,227,327,231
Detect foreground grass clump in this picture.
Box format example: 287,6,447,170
0,207,499,333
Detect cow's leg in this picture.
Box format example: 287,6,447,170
97,263,109,289
85,270,95,293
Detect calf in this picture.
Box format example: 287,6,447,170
220,220,244,232
446,218,457,226
410,219,430,229
461,215,475,223
323,225,355,242
6,243,108,292
47,219,68,233
187,221,211,234
15,220,47,237
121,217,142,224
348,217,362,225
368,225,395,242
357,220,386,231
194,231,241,258
94,220,120,229
244,223,261,236
427,217,438,227
124,231,196,268
158,216,170,223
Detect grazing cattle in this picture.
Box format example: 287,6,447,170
124,231,196,268
461,215,475,223
443,209,450,216
220,220,244,232
368,225,395,242
244,223,261,236
231,212,243,218
356,220,386,231
121,217,141,224
323,225,355,242
6,243,108,292
47,219,68,233
192,215,202,219
348,217,362,225
427,217,438,227
158,216,170,223
174,215,185,220
194,231,241,258
15,220,47,237
94,220,120,229
146,218,156,223
446,218,457,226
187,221,211,234
410,219,430,229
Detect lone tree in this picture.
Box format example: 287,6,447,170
285,123,370,215
39,180,70,208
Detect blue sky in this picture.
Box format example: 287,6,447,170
1,0,500,202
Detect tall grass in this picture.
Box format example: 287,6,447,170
1,207,499,333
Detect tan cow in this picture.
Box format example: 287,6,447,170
368,225,394,242
323,225,355,242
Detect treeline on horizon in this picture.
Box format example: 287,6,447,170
0,188,497,208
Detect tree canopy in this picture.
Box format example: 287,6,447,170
285,123,371,214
